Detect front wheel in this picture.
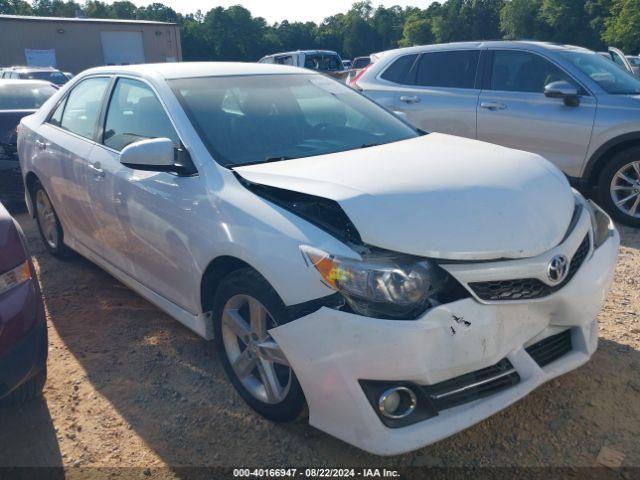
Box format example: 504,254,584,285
597,148,640,228
212,268,305,422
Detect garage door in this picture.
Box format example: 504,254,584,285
101,31,145,65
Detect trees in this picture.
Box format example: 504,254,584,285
604,0,640,53
3,0,636,63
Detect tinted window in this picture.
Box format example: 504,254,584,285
353,57,371,69
414,51,479,89
490,51,573,93
304,53,343,71
23,71,68,85
275,56,294,66
0,83,56,110
170,74,417,167
103,78,179,151
59,77,110,139
381,54,418,84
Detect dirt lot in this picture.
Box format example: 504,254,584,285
0,213,639,473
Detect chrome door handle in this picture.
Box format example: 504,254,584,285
400,95,421,104
88,162,105,178
480,101,507,111
35,139,49,150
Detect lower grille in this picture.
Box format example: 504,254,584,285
422,358,520,412
526,329,573,367
469,234,591,301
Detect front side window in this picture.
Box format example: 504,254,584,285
414,50,479,89
0,83,56,110
59,77,110,139
559,50,640,95
103,78,179,151
170,74,418,167
489,51,574,94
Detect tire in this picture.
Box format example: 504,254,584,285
32,181,71,258
212,268,305,422
1,368,47,406
597,147,640,228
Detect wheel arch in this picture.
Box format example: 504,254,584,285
583,133,640,188
24,171,41,217
200,255,256,315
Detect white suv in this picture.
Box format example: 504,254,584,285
18,63,619,455
354,41,640,227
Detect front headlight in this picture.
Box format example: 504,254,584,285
300,245,452,319
587,200,613,249
0,261,31,297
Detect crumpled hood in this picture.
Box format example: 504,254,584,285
234,134,575,260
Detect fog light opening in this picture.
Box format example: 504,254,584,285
378,386,417,419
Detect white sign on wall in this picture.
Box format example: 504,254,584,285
25,49,57,67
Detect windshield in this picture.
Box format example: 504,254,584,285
0,83,56,110
304,53,344,71
24,71,68,85
560,51,640,94
170,74,418,167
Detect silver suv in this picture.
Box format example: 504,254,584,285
355,41,640,227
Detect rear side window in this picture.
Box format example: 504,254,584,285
380,54,418,84
59,77,110,139
103,78,179,151
489,50,574,93
414,50,480,89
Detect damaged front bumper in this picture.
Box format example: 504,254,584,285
269,222,619,456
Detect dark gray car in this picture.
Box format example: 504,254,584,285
0,80,56,207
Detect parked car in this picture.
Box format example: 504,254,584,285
1,66,69,86
258,50,346,79
345,55,373,85
598,47,638,77
342,59,352,70
355,41,640,227
626,55,640,76
0,80,57,208
18,62,618,455
0,202,47,405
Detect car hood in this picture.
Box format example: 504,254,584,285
234,134,575,260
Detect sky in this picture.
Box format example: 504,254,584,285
129,1,435,24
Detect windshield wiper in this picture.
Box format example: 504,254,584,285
226,155,294,169
263,155,293,162
360,143,380,149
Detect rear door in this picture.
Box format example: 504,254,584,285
33,76,111,247
388,49,481,139
476,50,596,177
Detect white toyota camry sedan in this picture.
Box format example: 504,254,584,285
18,63,619,455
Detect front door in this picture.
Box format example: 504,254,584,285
477,50,596,177
87,76,202,311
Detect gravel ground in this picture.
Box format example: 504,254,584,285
0,213,638,472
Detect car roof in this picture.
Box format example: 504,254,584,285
374,40,593,58
0,79,56,87
263,50,339,57
78,62,313,80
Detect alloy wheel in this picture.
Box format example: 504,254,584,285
221,294,291,404
36,190,59,249
610,160,640,219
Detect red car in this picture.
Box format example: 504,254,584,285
0,202,47,404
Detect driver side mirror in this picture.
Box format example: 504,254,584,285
544,81,580,107
120,137,194,174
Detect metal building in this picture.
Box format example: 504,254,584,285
0,15,182,74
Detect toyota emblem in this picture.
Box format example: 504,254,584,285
547,254,569,284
